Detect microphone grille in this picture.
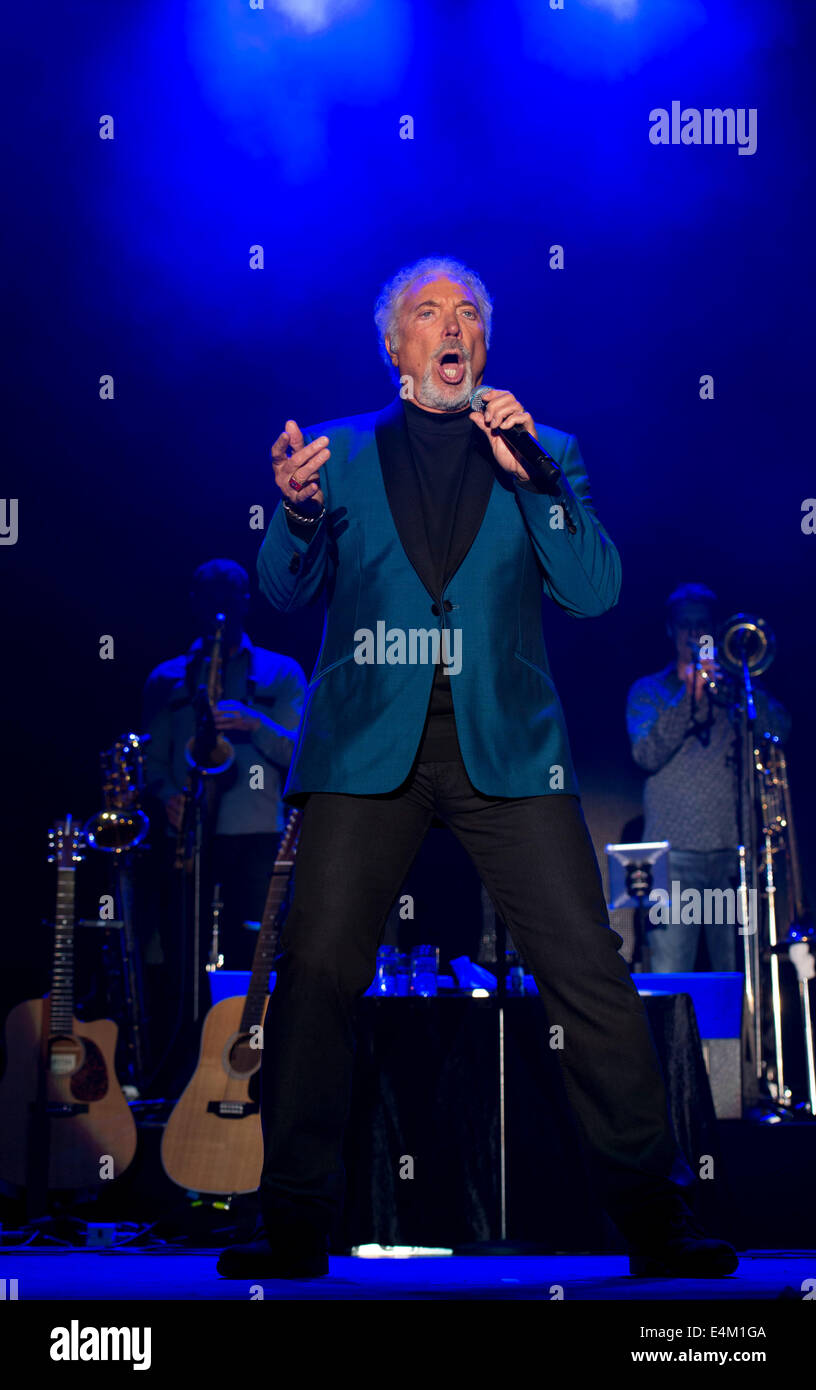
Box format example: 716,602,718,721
469,385,492,414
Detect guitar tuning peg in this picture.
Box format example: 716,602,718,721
47,855,55,864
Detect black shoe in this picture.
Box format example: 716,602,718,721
626,1199,738,1278
216,1199,329,1280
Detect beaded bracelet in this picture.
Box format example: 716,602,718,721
282,497,326,525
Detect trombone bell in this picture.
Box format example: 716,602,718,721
719,613,776,678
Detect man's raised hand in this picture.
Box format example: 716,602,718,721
271,419,329,509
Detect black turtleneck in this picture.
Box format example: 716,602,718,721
402,396,473,595
402,396,475,762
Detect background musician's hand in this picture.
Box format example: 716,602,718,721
214,700,261,733
166,793,185,830
679,658,722,704
271,419,329,510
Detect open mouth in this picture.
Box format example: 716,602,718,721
436,351,466,386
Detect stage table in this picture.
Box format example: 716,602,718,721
340,991,719,1251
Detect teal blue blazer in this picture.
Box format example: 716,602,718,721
258,397,621,802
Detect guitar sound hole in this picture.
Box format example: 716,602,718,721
226,1035,260,1077
49,1036,84,1076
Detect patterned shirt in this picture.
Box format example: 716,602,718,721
626,664,791,852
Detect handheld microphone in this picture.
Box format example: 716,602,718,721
469,385,562,488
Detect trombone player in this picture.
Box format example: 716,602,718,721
626,582,790,972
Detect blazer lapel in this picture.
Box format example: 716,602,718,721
444,421,499,587
374,395,499,599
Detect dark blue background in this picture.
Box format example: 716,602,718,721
3,0,813,985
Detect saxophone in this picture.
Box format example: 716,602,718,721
175,614,236,872
184,613,236,777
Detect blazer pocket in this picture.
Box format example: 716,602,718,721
310,650,358,685
310,527,361,684
513,650,553,683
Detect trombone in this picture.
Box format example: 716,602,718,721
712,613,815,1115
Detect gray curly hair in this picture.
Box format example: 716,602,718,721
374,256,493,380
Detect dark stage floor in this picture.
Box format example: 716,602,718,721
2,1249,812,1301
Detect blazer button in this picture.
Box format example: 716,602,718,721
430,603,440,616
289,555,301,573
443,599,453,612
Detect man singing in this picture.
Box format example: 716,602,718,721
218,256,737,1279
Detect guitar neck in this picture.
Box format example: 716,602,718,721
240,821,300,1032
50,868,76,1036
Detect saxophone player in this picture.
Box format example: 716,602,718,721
143,559,306,977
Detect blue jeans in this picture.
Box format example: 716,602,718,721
647,849,741,973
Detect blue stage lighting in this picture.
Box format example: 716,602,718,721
269,0,362,33
583,0,639,18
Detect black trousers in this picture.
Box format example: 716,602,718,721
259,753,694,1236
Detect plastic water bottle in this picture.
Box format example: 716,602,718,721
506,951,525,996
409,944,439,997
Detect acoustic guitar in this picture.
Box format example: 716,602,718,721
160,808,302,1195
0,816,137,1200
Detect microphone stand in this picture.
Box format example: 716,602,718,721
739,655,762,1099
454,915,548,1256
192,792,203,1024
166,769,207,1091
690,643,699,726
112,849,147,1094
